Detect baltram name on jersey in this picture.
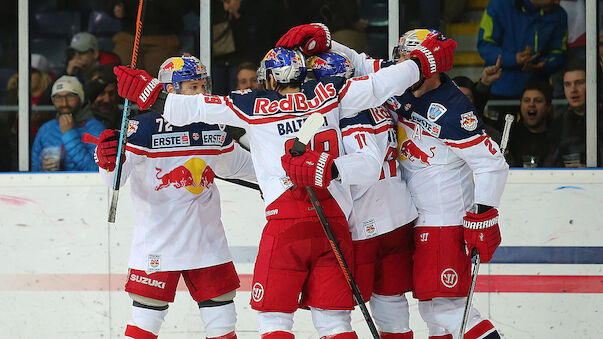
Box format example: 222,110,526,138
152,131,190,148
253,82,337,114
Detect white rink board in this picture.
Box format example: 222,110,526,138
0,169,602,338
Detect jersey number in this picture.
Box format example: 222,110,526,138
484,138,497,155
380,146,398,179
284,129,340,156
155,118,173,132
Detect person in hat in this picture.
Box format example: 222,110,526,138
31,75,106,172
65,32,120,81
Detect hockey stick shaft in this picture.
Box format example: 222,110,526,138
305,187,380,339
109,0,147,223
460,114,513,338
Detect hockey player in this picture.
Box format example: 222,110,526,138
94,56,256,339
111,26,456,338
279,26,507,339
305,51,417,339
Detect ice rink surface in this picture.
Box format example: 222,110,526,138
0,170,602,338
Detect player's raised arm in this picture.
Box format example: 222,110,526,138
113,66,244,128
337,32,457,118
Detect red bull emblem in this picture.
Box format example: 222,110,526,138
264,49,278,61
192,132,200,141
308,55,328,69
161,58,185,72
404,103,411,111
127,120,139,137
154,158,214,194
460,111,478,131
399,139,435,166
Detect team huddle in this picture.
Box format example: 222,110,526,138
94,23,508,339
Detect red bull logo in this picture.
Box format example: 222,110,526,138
154,158,214,194
399,139,435,166
263,49,278,61
308,55,328,69
161,57,185,72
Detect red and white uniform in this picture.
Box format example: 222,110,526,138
100,112,256,273
158,62,420,328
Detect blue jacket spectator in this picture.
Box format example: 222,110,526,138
31,76,105,171
478,0,568,98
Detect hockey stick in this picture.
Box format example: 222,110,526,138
215,176,260,191
289,113,381,339
459,114,514,338
108,0,148,223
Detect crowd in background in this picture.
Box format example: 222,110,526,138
0,0,601,172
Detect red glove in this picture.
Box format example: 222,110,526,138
409,32,457,79
463,208,501,263
281,149,335,188
94,129,124,171
276,23,331,55
114,66,162,110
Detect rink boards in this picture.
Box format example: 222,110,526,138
0,169,602,338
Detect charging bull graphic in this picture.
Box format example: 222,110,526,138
399,139,436,166
397,123,435,166
155,158,215,194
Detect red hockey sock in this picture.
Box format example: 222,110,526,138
208,331,237,339
429,335,452,339
321,332,358,339
124,325,158,339
262,331,295,339
464,320,496,339
380,331,413,338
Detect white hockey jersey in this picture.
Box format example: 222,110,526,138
161,60,420,219
332,40,509,227
339,104,418,241
100,112,256,272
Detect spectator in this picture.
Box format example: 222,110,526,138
235,61,261,90
1,54,56,171
212,0,288,94
547,61,603,167
477,0,568,99
506,82,555,167
82,65,121,129
31,76,105,172
108,1,194,75
453,55,503,142
65,32,121,83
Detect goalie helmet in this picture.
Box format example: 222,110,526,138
257,47,306,84
307,51,355,79
392,28,440,61
158,55,211,94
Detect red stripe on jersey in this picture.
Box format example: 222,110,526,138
373,59,381,72
444,135,486,149
126,143,235,158
341,124,392,136
224,96,339,124
338,81,352,100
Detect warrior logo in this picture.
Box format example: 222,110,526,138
419,232,429,242
252,282,264,302
441,268,459,288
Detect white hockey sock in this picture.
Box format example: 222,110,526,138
199,302,237,338
128,304,169,335
257,311,294,335
369,293,411,333
310,307,353,337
